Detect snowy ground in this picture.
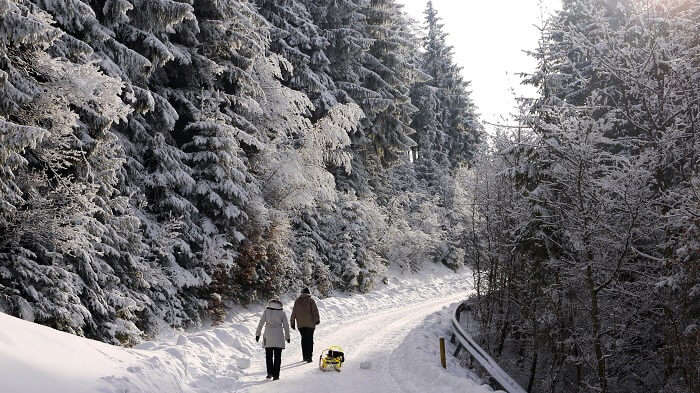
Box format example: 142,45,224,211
0,266,500,393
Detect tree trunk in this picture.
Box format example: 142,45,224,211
586,265,607,393
497,320,509,356
527,350,538,393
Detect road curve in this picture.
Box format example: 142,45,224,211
235,291,467,393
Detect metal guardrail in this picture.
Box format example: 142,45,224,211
450,302,527,393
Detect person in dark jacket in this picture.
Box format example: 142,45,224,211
289,287,320,362
256,299,290,380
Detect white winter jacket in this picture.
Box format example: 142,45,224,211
256,299,291,349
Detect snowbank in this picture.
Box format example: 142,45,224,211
393,304,505,393
0,311,183,393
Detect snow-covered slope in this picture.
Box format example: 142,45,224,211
0,267,497,393
0,311,182,393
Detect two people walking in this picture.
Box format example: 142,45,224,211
255,288,320,380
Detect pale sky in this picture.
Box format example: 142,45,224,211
397,0,562,124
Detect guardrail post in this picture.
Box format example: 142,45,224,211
440,337,447,369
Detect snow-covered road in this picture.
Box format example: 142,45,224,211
0,266,497,393
238,291,467,393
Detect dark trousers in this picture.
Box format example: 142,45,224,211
299,327,315,361
265,347,282,378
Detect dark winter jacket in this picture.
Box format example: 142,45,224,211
290,294,320,329
256,299,291,349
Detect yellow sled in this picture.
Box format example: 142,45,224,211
319,346,344,372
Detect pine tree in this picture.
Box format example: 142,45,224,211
255,0,337,117
155,0,278,307
359,0,421,165
411,1,480,186
25,0,274,334
305,0,426,194
302,193,386,292
0,0,153,344
31,0,211,332
250,51,366,295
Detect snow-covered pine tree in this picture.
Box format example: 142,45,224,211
305,0,372,113
358,0,421,166
28,0,220,334
294,193,386,292
249,50,368,295
255,0,420,294
255,0,337,118
27,0,275,331
285,103,368,291
158,0,276,306
411,1,480,186
0,0,153,344
290,209,333,293
304,0,421,194
301,0,370,194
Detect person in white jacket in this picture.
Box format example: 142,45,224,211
256,298,291,380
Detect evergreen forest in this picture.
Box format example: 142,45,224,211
0,1,697,392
